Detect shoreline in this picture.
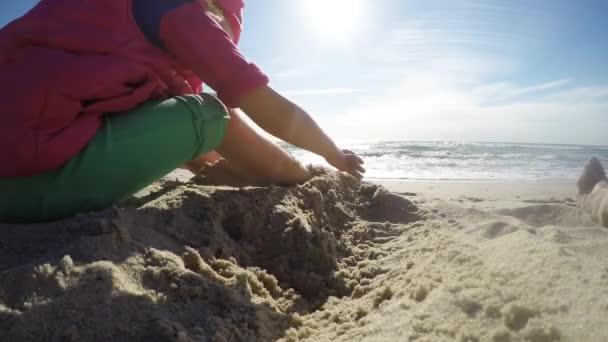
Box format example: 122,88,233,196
161,169,580,210
375,179,578,210
367,177,575,184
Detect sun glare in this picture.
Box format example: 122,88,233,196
302,0,367,42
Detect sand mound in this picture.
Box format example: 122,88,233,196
3,173,608,341
0,171,420,341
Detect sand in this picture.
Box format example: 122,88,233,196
1,171,607,341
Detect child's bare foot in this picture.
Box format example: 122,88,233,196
280,154,312,184
577,157,607,194
182,151,222,174
192,159,259,187
192,156,312,187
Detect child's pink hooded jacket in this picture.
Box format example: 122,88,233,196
0,0,267,178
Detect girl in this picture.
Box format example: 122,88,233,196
0,0,365,222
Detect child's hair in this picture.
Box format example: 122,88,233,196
204,0,225,22
198,0,243,44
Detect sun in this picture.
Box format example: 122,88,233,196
302,0,367,42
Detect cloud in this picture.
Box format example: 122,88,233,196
273,68,308,79
319,69,608,145
253,2,607,146
308,9,608,146
541,86,608,102
283,87,363,97
473,79,570,104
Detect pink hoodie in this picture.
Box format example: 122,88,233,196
0,0,268,178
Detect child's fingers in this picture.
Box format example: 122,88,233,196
345,155,365,173
342,149,364,164
354,157,365,168
326,149,365,179
352,170,364,180
341,163,363,179
354,164,366,174
349,160,365,174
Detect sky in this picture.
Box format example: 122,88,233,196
2,0,607,146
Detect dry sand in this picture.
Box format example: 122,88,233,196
1,171,607,341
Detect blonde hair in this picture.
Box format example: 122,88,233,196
204,0,225,22
202,0,236,42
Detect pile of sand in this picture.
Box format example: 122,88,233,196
2,170,608,341
0,170,419,341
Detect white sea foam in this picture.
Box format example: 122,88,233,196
282,141,608,182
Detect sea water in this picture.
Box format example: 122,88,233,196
282,141,608,182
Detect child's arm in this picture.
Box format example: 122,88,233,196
157,3,364,177
239,86,365,177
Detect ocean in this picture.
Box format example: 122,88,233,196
282,141,608,182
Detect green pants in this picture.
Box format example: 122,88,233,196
0,94,229,223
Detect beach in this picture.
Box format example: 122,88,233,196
1,169,607,341
1,0,606,340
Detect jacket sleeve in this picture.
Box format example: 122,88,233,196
141,1,269,108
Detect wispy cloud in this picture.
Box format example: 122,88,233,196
273,68,308,79
323,74,608,145
283,88,363,97
316,52,608,145
541,86,608,102
307,4,608,145
473,79,570,104
255,1,607,145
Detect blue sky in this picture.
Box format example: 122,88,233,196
2,0,607,145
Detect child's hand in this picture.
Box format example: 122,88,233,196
239,86,365,180
325,149,366,179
